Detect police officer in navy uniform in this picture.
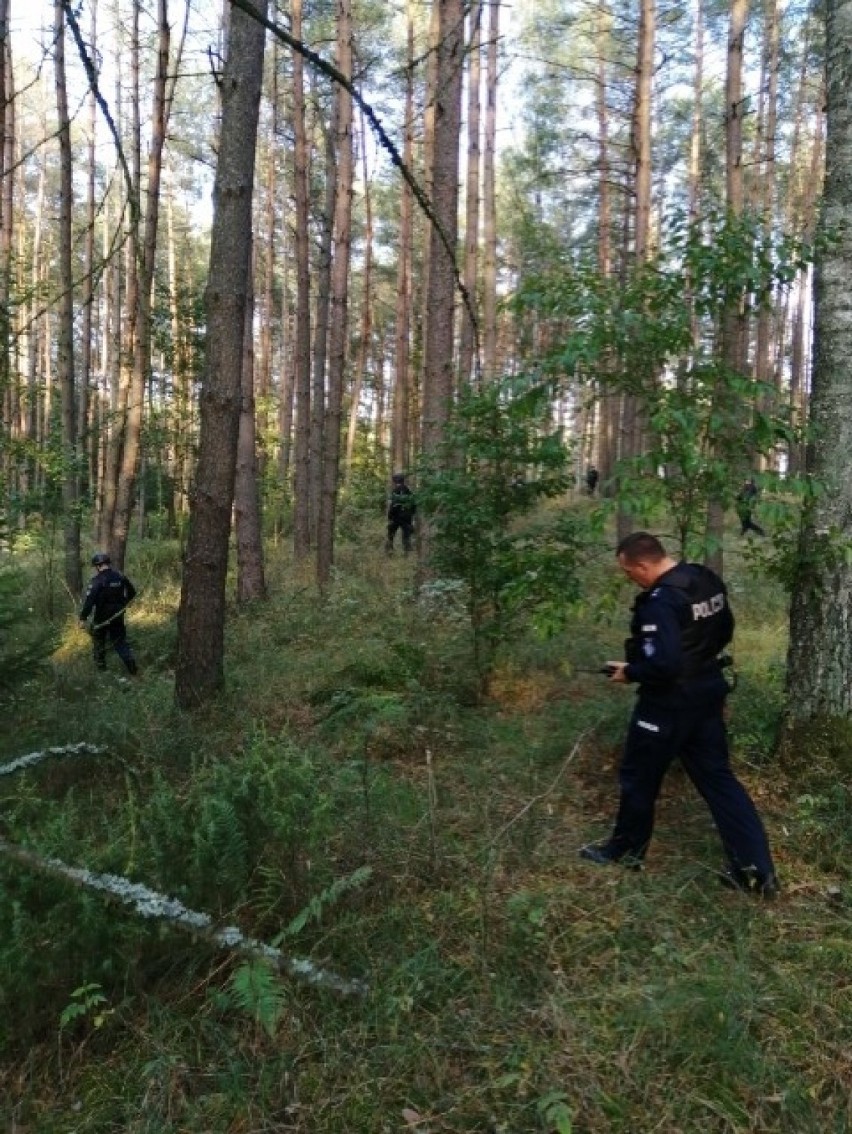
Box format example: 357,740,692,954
79,552,138,675
580,531,778,897
386,473,416,555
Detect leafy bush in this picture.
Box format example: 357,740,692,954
514,208,816,551
0,563,54,696
418,376,586,676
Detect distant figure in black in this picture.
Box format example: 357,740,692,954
585,465,599,496
386,473,416,555
736,478,765,537
79,552,138,674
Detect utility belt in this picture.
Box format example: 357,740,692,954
625,637,733,682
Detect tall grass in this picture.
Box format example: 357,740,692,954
1,514,849,1133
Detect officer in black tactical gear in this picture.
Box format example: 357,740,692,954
79,553,138,675
386,473,416,555
579,532,778,898
736,477,765,537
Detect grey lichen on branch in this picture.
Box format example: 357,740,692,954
0,742,108,778
0,838,368,997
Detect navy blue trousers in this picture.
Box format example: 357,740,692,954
386,518,414,553
93,616,136,673
609,679,775,875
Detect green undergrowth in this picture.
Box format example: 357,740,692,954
1,518,850,1133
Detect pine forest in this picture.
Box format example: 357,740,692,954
1,1,851,1130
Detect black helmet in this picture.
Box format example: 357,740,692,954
91,552,111,566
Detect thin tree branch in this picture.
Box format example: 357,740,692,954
0,838,368,997
60,0,139,229
227,0,481,369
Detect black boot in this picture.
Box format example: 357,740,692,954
579,842,644,870
718,864,780,899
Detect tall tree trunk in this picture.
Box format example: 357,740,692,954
419,0,464,575
595,0,616,485
617,0,654,543
54,0,82,596
79,0,98,506
256,40,278,486
309,96,339,545
166,166,188,528
482,0,499,380
688,0,704,225
317,0,354,589
753,0,780,429
21,160,44,511
98,163,125,550
391,1,415,476
96,64,123,551
235,247,267,602
0,0,11,490
99,11,140,557
725,0,748,218
791,107,824,472
175,0,268,708
784,0,852,728
705,0,749,575
458,0,481,387
277,235,295,483
344,111,373,482
291,0,312,560
111,0,174,569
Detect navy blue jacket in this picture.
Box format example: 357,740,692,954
80,568,137,628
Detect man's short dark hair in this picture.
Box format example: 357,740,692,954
616,532,666,563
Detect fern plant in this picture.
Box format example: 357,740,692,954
226,960,288,1038
221,868,372,1036
276,866,373,941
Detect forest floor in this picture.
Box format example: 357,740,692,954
1,511,850,1133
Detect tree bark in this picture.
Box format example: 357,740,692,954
458,0,481,387
309,94,339,545
235,247,267,603
291,0,312,560
0,0,12,498
344,111,373,482
752,0,780,428
391,1,415,476
419,0,464,575
617,0,655,544
317,0,354,589
111,0,175,570
421,7,463,411
54,0,82,596
482,0,499,380
256,40,278,486
705,0,749,575
175,0,268,708
79,0,98,505
784,0,852,724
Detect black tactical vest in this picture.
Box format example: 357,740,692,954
632,563,734,679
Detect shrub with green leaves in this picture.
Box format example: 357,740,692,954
418,376,585,675
513,208,817,553
0,564,54,695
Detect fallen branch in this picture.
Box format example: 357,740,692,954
0,743,107,778
0,839,368,998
